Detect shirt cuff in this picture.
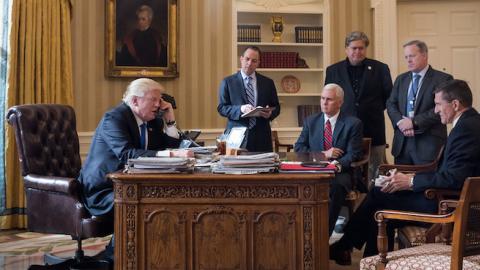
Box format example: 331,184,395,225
156,150,171,157
164,125,180,139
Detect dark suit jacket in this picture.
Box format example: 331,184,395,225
413,108,480,192
294,111,363,170
79,103,181,216
325,58,392,146
387,66,452,160
217,71,280,152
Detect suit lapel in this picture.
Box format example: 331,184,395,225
332,115,345,146
236,72,248,103
414,66,432,111
358,60,372,98
399,74,411,115
339,62,354,96
125,105,142,148
317,114,326,151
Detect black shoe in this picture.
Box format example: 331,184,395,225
329,242,352,266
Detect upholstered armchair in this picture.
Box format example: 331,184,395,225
360,176,480,270
7,104,113,269
376,145,461,249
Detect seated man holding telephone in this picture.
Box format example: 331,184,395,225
294,83,363,236
78,78,192,264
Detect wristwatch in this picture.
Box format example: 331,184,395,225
166,120,176,126
409,176,414,189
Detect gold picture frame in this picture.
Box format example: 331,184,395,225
105,0,178,78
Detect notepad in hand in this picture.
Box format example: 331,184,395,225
241,106,275,118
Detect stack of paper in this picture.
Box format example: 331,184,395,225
279,161,336,173
212,152,279,174
126,157,195,173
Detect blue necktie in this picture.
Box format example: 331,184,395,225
246,76,256,128
139,123,147,149
406,73,421,117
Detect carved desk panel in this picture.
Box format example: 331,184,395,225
110,172,332,270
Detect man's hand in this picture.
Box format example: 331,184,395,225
381,172,414,193
241,104,254,114
170,149,194,158
402,128,415,137
258,106,272,119
159,98,175,122
322,147,344,159
397,117,414,133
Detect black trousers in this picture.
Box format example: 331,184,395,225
329,172,352,236
342,186,437,256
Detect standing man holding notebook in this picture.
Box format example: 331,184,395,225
218,46,281,152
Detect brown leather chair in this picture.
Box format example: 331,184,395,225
7,104,113,269
360,177,480,270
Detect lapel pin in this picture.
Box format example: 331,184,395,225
148,128,153,132
368,66,372,70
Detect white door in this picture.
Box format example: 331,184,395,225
397,0,480,109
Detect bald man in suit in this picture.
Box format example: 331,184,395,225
387,40,452,165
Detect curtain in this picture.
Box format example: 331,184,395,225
1,0,74,229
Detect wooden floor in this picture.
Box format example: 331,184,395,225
0,230,363,270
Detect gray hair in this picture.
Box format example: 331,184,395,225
345,31,369,47
122,78,163,106
323,83,344,100
403,40,428,54
137,5,154,20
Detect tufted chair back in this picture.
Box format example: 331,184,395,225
7,104,112,253
10,104,81,178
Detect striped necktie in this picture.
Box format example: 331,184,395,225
139,123,147,149
246,76,256,128
324,119,333,150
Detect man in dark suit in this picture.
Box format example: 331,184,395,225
295,83,363,236
330,79,480,265
387,40,453,165
325,31,392,180
79,78,184,217
218,46,280,152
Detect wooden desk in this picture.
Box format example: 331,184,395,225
110,164,332,269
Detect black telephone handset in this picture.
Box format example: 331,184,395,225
161,93,176,109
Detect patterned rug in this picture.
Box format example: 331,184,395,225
0,231,111,270
0,232,111,256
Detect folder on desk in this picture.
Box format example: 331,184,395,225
279,161,336,173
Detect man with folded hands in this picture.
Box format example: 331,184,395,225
78,78,192,264
294,83,363,236
329,79,480,265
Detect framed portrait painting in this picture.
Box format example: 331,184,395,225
105,0,178,77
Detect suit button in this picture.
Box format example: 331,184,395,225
355,103,359,107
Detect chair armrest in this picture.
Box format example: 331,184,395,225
424,188,460,200
375,209,455,265
351,158,368,168
24,174,81,196
378,163,436,174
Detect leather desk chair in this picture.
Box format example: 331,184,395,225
271,130,294,152
7,104,113,269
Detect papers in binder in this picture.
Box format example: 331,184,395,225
126,157,195,173
241,106,275,118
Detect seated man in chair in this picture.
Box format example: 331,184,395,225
78,78,191,264
329,79,480,265
294,83,363,236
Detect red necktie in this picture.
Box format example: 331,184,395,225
324,119,333,150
